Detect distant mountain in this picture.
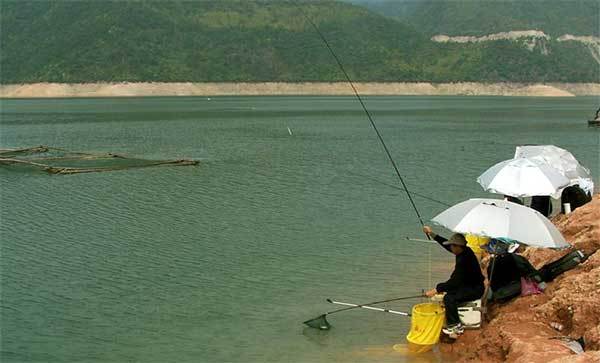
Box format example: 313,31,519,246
347,0,600,36
0,0,598,84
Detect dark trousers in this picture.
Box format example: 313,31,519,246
443,286,484,326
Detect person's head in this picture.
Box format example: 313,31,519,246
443,233,467,255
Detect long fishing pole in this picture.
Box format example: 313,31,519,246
294,3,428,231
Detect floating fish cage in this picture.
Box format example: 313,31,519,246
0,146,199,174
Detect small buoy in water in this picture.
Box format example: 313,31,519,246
207,97,211,101
287,127,293,136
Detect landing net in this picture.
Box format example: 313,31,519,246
0,146,198,175
303,314,332,330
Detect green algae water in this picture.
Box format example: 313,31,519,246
1,96,598,363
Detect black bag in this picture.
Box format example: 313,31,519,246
488,254,542,291
539,250,587,282
491,279,521,302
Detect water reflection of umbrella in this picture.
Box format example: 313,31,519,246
431,198,569,249
477,158,570,197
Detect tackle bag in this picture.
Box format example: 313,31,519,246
539,250,587,282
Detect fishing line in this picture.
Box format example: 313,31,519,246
294,2,427,229
345,170,453,207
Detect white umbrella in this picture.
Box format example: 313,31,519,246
431,198,569,248
477,157,570,198
514,145,593,194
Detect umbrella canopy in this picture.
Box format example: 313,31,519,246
514,145,592,182
431,198,569,248
477,157,570,197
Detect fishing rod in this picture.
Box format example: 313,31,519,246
404,237,438,244
294,3,428,231
303,294,423,330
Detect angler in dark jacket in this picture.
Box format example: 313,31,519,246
423,226,485,336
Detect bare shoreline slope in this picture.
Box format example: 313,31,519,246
1,82,600,98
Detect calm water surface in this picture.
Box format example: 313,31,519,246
1,96,598,362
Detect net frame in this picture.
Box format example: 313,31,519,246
303,314,332,330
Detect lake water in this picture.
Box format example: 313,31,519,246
1,96,598,362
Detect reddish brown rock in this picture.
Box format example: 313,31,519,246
548,351,600,362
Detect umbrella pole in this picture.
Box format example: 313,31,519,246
481,255,496,327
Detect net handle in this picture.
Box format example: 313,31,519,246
327,299,411,317
323,294,423,316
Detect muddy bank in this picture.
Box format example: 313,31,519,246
1,82,599,98
440,194,600,362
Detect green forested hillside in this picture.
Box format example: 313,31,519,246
349,0,600,36
0,0,598,83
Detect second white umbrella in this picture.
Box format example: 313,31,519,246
477,157,570,198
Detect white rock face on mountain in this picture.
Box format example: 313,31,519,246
432,30,551,54
431,30,600,62
431,30,550,43
557,34,600,64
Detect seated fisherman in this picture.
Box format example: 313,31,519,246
423,226,485,336
560,185,592,213
487,242,542,301
530,195,552,217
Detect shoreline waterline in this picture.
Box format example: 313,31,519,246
1,82,600,98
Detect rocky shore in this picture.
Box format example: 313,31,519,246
440,194,600,362
1,82,599,98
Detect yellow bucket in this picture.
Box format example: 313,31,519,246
406,302,445,351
